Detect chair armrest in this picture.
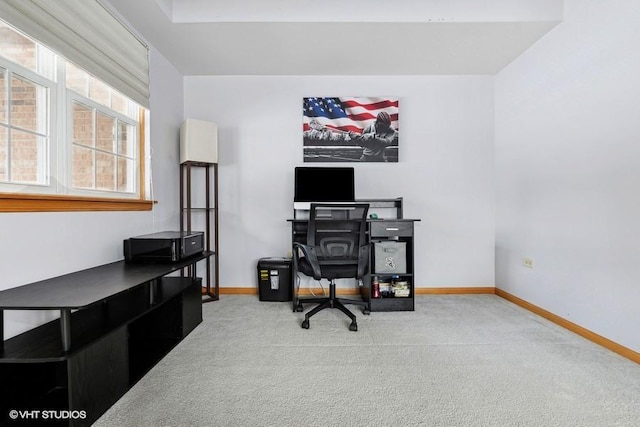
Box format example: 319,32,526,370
293,242,322,280
357,244,370,279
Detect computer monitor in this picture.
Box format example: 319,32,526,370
294,167,355,205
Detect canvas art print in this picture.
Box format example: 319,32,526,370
303,97,399,162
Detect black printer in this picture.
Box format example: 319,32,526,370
124,231,204,263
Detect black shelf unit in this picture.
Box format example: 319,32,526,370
364,219,416,311
180,161,219,302
0,256,209,427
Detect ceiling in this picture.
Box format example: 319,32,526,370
103,0,562,76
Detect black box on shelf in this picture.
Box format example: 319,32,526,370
124,231,204,263
257,258,292,302
373,241,407,274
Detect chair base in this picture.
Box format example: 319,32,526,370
297,281,369,331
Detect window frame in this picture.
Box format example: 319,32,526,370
0,58,56,193
0,25,152,213
0,110,150,212
66,92,139,199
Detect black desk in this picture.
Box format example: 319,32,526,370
289,198,419,312
0,252,211,426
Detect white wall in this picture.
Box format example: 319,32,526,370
184,76,496,291
0,48,184,338
495,0,640,352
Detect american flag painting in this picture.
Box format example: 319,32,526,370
302,97,399,162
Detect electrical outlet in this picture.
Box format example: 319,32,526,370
523,257,534,269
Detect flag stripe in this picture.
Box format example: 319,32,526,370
340,98,399,110
346,112,399,123
303,116,364,133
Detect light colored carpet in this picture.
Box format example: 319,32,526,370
94,295,640,426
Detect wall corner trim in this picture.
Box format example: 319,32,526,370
495,288,640,365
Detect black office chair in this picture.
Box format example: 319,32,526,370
293,203,370,331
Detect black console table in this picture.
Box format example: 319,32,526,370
0,252,211,426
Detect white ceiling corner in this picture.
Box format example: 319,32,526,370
105,0,562,76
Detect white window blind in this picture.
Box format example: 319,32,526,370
0,0,150,108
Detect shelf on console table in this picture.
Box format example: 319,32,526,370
0,252,212,352
0,252,211,426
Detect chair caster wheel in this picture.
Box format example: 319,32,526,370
301,319,310,329
349,322,358,332
363,308,370,315
295,303,304,312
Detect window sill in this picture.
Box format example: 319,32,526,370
0,193,154,212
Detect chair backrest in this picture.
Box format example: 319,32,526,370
307,203,369,277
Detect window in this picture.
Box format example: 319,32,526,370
66,61,139,195
0,20,151,212
0,69,50,186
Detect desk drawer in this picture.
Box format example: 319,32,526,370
370,221,413,237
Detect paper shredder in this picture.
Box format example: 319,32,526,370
257,258,292,301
